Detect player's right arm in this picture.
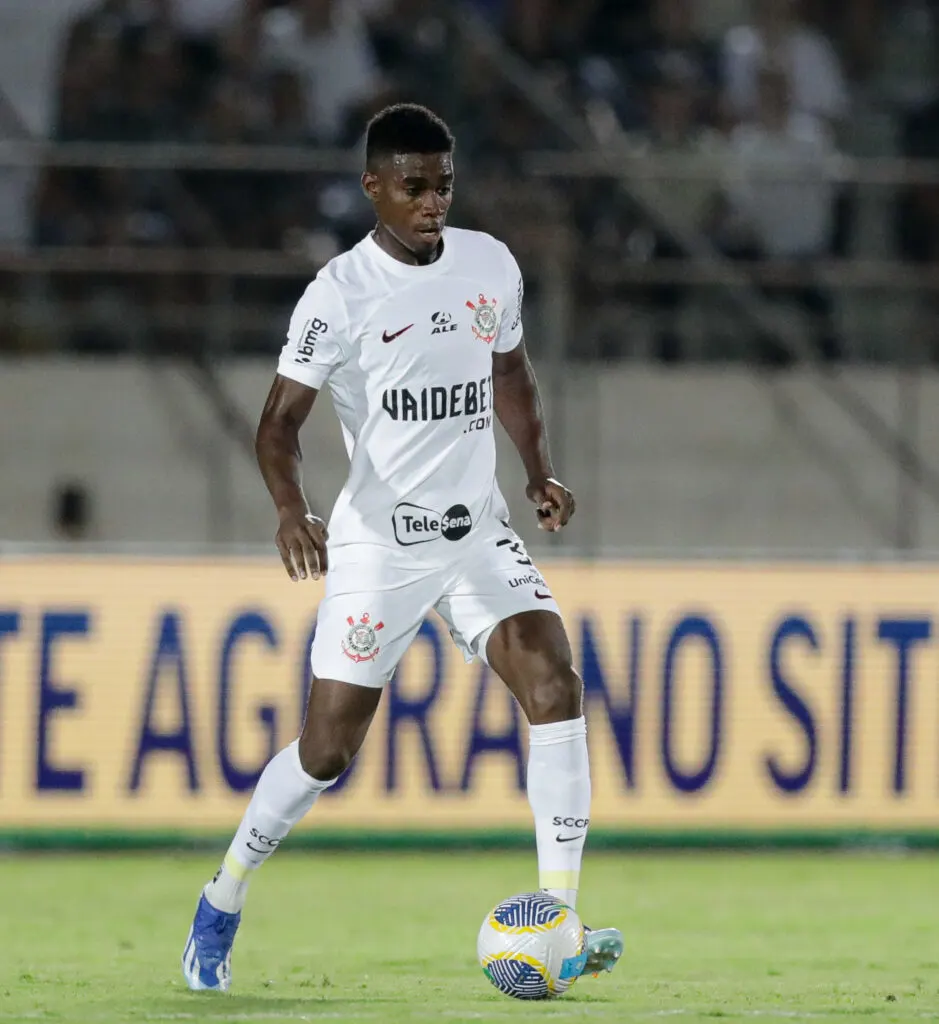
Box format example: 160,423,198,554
257,274,351,582
256,376,325,582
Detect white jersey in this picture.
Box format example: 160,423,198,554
276,227,524,565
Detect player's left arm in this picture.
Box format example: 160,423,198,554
490,244,574,532
490,243,574,532
492,341,575,533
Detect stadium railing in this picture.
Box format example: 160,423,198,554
1,143,939,555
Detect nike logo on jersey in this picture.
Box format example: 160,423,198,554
534,590,553,600
555,833,585,843
382,324,414,343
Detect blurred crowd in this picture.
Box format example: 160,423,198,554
4,0,939,361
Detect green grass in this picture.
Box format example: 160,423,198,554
0,852,936,1023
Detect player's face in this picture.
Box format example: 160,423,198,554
364,152,454,263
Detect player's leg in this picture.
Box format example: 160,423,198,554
182,676,381,992
183,560,437,991
439,527,622,975
485,611,622,975
202,676,382,914
482,608,588,911
437,528,589,908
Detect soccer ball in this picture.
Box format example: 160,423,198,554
477,892,587,1000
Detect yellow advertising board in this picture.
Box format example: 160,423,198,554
1,557,938,835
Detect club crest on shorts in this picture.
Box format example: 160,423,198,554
466,293,499,344
342,612,384,663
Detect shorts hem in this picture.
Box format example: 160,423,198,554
308,660,392,689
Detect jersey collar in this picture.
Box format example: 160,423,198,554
363,229,455,276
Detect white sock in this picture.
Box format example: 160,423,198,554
203,739,336,913
527,716,591,910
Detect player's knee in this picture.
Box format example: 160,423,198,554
489,611,581,724
524,663,582,725
296,734,354,782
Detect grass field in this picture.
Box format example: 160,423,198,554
1,851,936,1023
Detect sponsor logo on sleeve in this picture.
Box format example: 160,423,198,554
511,276,523,332
295,316,328,363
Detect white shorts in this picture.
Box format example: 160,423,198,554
309,520,562,687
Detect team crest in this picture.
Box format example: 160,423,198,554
466,293,499,343
342,612,384,663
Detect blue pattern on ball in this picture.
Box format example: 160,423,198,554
491,892,564,930
484,959,549,1000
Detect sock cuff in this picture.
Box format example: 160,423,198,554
287,739,340,792
529,715,586,746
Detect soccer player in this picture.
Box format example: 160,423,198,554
182,103,623,991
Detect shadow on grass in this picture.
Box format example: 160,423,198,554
149,987,621,1019
153,990,411,1013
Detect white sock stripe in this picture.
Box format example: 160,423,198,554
528,715,587,746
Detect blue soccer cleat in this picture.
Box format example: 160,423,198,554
581,925,624,976
181,893,241,991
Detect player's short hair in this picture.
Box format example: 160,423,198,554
365,104,454,168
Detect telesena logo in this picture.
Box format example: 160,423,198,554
393,502,472,545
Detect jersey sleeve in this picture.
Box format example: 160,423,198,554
277,274,351,390
494,244,524,353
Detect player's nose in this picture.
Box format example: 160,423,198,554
423,193,448,216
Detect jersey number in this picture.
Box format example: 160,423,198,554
496,537,533,567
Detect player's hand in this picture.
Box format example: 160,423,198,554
275,509,328,581
526,477,576,532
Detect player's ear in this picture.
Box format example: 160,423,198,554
361,170,381,203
